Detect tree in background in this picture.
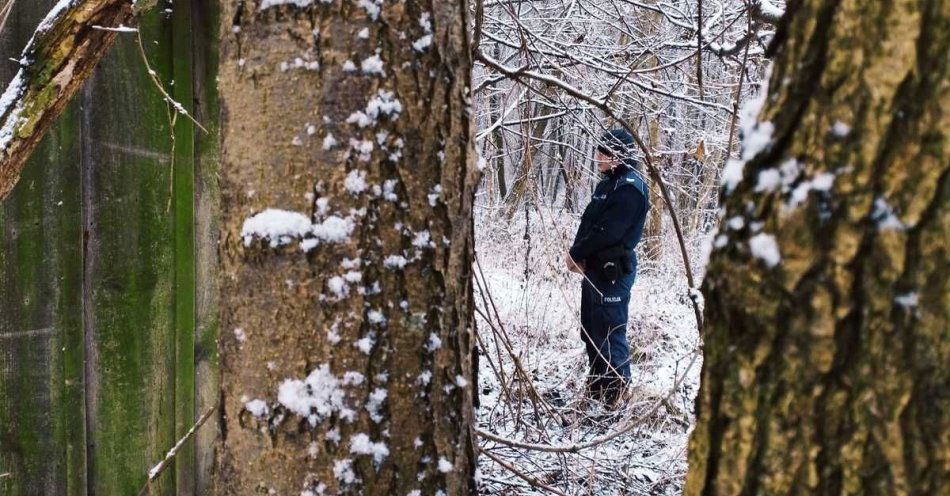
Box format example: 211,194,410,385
687,0,948,493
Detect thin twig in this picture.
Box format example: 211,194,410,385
0,0,17,39
722,14,756,169
134,30,208,134
474,253,563,424
138,404,217,496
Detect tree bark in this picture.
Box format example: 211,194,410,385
687,1,948,495
215,1,478,495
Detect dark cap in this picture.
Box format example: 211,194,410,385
596,129,640,169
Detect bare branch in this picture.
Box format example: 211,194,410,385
0,0,18,38
481,449,570,496
138,404,217,496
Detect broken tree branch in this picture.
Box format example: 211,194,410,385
0,0,144,201
138,403,217,496
481,449,570,496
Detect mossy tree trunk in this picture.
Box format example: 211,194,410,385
687,1,948,495
215,1,478,494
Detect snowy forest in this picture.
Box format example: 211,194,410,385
0,0,946,495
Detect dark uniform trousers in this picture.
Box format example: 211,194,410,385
580,269,634,400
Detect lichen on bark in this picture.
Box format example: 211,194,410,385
686,0,948,494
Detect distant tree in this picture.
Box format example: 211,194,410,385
213,1,479,495
687,1,948,494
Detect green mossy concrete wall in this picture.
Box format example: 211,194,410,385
0,1,218,494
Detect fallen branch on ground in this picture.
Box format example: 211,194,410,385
138,403,216,496
481,449,570,496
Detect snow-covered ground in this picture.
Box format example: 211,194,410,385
474,207,703,495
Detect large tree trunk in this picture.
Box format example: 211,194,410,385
214,1,478,494
687,1,947,495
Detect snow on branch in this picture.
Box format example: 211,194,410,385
0,0,142,200
755,0,786,24
139,404,217,495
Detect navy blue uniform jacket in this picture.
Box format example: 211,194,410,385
570,167,650,276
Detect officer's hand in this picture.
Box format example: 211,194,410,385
566,252,585,273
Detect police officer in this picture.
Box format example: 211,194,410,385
566,129,650,405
